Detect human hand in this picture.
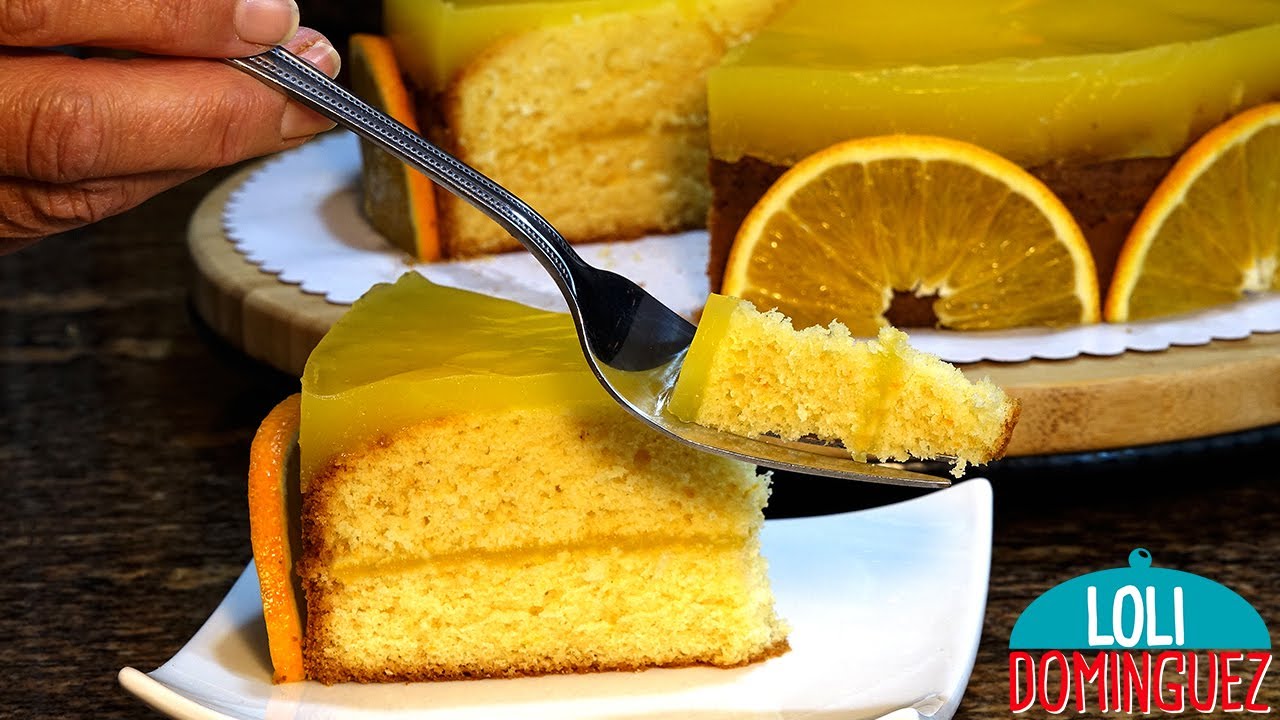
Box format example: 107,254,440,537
0,0,341,253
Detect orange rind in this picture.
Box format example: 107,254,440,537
349,33,442,261
247,393,305,684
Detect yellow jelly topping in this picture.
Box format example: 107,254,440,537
384,0,671,91
708,0,1280,167
666,292,737,422
384,0,789,93
299,272,607,485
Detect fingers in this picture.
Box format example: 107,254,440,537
0,168,203,242
0,24,339,243
0,0,301,58
0,28,339,184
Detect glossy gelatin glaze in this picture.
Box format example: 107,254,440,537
299,272,607,485
708,0,1280,167
385,0,677,91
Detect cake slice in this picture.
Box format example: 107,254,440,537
668,294,1020,477
286,272,788,684
374,0,790,258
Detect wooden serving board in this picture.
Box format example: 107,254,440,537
190,163,1280,458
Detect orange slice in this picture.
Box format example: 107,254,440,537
720,134,1100,336
247,393,305,684
348,33,441,261
1104,103,1280,323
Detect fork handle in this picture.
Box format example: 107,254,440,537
227,46,585,297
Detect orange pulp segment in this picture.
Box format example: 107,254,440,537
247,393,305,684
720,134,1100,337
1104,103,1280,322
348,33,441,261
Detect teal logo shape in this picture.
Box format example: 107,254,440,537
1010,548,1271,650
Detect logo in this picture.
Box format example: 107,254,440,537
1008,548,1273,714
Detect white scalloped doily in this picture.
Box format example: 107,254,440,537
224,131,1280,364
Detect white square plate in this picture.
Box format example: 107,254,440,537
120,478,992,720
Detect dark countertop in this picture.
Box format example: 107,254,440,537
2,163,1278,718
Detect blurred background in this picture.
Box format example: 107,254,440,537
298,0,381,74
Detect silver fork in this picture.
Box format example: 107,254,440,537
228,47,948,488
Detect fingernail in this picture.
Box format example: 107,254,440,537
235,0,300,45
298,40,341,78
281,104,336,140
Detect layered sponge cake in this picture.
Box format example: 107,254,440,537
290,272,788,683
669,294,1020,477
377,0,790,258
